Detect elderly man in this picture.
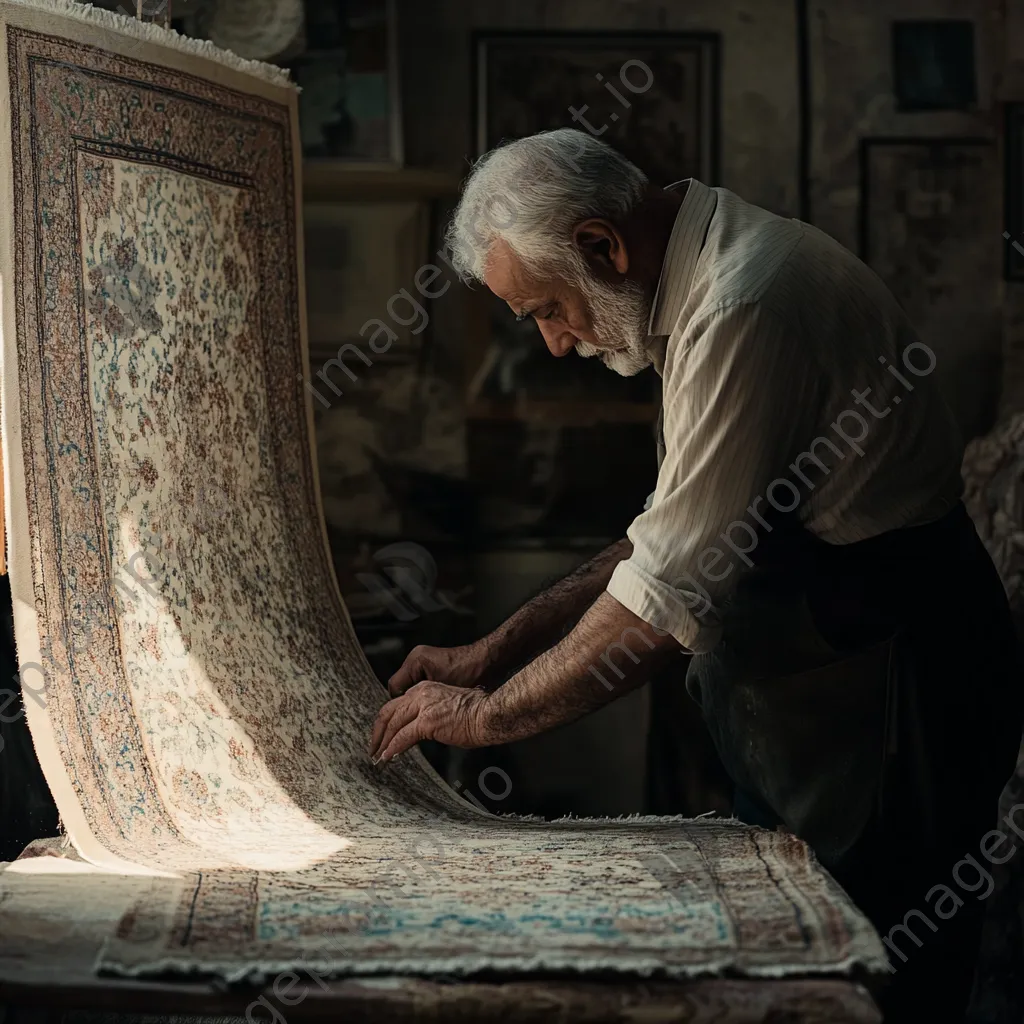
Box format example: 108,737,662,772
368,129,1020,1019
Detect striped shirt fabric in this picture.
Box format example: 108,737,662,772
605,178,965,654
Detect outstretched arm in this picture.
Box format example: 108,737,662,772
369,591,681,763
387,538,632,695
479,538,635,677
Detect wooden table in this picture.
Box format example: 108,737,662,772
2,975,884,1024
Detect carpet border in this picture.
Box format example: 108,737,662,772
0,0,302,877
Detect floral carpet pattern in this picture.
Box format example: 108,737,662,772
0,1,888,984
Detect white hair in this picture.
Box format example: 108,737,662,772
445,129,649,284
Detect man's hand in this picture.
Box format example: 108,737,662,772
386,540,633,699
367,594,681,764
388,644,495,697
369,681,493,763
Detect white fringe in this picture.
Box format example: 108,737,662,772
2,0,294,88
99,946,891,984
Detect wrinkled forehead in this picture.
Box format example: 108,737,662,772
482,239,533,299
482,238,571,307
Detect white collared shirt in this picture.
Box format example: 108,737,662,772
605,179,964,653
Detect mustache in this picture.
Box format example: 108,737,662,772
574,338,650,377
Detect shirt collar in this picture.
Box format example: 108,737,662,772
647,178,718,337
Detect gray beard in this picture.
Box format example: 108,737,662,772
574,277,652,377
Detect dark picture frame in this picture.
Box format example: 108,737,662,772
465,31,720,417
472,31,720,186
892,20,976,112
288,0,403,167
858,136,1001,438
858,136,993,261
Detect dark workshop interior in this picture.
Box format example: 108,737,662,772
3,0,1024,1022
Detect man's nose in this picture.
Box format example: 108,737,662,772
539,323,575,357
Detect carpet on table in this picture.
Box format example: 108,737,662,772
0,0,888,986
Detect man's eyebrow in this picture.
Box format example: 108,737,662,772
514,304,541,322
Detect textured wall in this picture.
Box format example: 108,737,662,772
999,0,1024,419
808,0,1004,438
401,0,1019,436
399,0,801,214
808,0,999,247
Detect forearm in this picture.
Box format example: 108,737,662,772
478,538,632,679
481,591,680,746
369,592,683,763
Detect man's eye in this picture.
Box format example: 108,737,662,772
537,307,558,321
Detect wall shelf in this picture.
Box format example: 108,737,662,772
467,399,659,427
302,162,462,202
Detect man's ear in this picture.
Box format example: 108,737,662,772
573,218,629,277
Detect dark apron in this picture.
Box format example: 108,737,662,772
685,502,1022,870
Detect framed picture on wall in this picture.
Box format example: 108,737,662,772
466,31,717,425
472,31,720,186
858,136,1000,438
891,20,976,112
288,0,403,166
303,201,430,366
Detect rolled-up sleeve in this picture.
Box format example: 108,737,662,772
606,301,820,653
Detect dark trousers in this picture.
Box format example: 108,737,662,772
691,503,1022,1023
733,785,991,1022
